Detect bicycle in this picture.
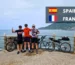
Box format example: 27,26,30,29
45,37,71,52
5,37,17,52
38,35,48,48
6,36,40,52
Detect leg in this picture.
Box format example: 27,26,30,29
35,43,38,50
19,44,22,52
27,37,31,52
17,44,20,54
31,38,35,51
23,37,27,51
35,43,38,54
32,43,34,49
24,42,26,51
17,44,20,51
28,42,30,51
32,43,34,52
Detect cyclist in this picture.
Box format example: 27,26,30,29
31,24,39,54
12,25,23,54
23,24,31,52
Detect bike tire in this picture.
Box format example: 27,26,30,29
60,42,71,53
6,42,16,52
42,41,48,48
39,41,47,49
47,42,53,50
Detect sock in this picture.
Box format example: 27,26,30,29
28,48,30,51
24,48,26,51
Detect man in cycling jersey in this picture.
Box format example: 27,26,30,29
12,25,23,54
31,24,39,54
23,24,31,52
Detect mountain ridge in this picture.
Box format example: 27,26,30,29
39,22,75,30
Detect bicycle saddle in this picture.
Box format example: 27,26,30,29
49,38,54,40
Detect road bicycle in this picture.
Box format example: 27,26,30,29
5,37,17,52
44,37,71,52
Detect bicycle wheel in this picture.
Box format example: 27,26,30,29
41,41,47,49
54,42,61,51
60,42,71,52
47,42,53,50
6,42,15,52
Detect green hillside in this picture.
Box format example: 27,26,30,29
39,23,75,30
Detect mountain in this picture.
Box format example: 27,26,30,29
39,23,75,30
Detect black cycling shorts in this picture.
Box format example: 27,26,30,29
24,37,31,42
17,39,23,44
31,38,38,43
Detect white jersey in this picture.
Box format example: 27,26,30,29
31,29,38,38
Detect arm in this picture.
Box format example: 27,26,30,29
12,28,16,33
29,28,31,31
36,29,40,34
17,29,24,34
22,29,24,32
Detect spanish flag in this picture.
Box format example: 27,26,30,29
48,7,57,14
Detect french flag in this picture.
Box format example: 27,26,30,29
49,15,57,22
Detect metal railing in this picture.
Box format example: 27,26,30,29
0,36,4,50
1,34,74,53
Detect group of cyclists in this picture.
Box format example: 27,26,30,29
12,24,39,54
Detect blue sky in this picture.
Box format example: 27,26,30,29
0,0,75,29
